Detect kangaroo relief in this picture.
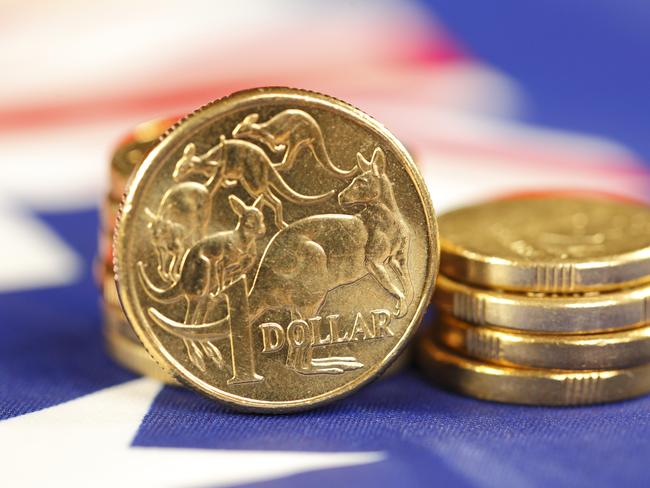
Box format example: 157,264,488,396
117,89,437,412
248,147,413,374
232,109,359,178
172,136,335,229
138,195,266,373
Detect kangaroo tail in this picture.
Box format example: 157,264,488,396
268,168,335,204
137,261,182,302
311,138,359,178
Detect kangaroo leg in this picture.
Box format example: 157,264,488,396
209,262,224,298
367,261,406,317
205,165,226,197
390,250,413,306
201,341,225,369
198,281,226,370
166,253,177,282
181,298,207,371
273,139,307,172
154,247,167,281
262,191,288,229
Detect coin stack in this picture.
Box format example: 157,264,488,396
97,117,178,385
417,194,650,405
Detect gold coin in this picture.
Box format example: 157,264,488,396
102,270,120,308
114,87,438,412
109,118,175,201
439,194,650,293
103,298,139,342
435,313,650,370
435,274,650,334
100,195,120,234
417,335,650,405
104,305,178,385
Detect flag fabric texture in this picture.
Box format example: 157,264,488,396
1,1,649,486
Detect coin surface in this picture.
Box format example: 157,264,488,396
114,87,438,412
104,293,408,385
102,271,120,308
104,305,178,385
434,313,650,370
435,274,650,334
417,335,650,405
439,194,650,293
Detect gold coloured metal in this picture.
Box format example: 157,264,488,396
104,304,178,385
439,194,650,293
435,313,650,370
109,118,175,201
435,274,650,334
114,87,438,412
103,272,120,309
104,272,408,382
417,335,650,405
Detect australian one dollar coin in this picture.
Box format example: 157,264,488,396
114,87,438,412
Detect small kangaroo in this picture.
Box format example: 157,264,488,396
144,180,211,282
248,147,413,322
173,137,335,229
139,194,266,371
232,110,358,178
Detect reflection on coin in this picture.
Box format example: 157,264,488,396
435,313,650,370
104,306,178,385
114,87,438,412
110,118,175,200
103,272,120,308
417,335,650,405
439,194,650,293
435,274,650,334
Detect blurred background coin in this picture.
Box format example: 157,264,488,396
417,334,650,406
439,194,650,293
435,313,650,370
435,273,650,334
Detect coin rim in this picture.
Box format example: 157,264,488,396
416,334,650,405
114,87,439,412
435,274,650,334
439,195,650,293
104,313,179,385
434,313,650,370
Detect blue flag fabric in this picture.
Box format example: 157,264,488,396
2,2,650,487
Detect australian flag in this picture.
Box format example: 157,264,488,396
1,1,650,486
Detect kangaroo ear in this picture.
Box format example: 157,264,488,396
252,195,264,209
228,194,246,216
371,147,386,176
183,143,196,157
356,151,372,172
244,113,259,125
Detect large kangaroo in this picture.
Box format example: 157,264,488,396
173,137,335,229
138,195,266,371
248,147,413,321
232,110,359,178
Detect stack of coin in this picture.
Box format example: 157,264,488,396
417,194,650,405
97,117,178,385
